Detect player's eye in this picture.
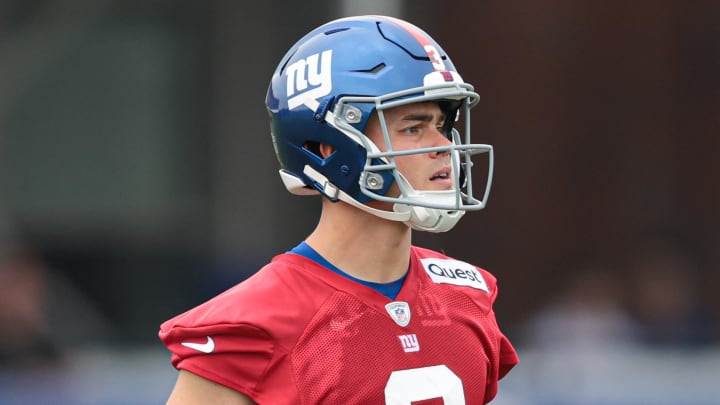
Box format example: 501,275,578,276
401,125,421,135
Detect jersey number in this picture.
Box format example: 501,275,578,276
384,365,465,404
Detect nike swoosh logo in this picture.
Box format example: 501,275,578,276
181,336,215,353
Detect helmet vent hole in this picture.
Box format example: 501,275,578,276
324,27,350,35
352,63,386,74
303,142,335,160
303,142,322,158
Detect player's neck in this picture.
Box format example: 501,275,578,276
305,200,412,283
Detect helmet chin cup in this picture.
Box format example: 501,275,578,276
393,189,466,233
394,204,465,233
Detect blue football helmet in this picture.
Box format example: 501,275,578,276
266,15,493,232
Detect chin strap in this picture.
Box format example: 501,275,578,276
302,165,463,232
302,165,412,222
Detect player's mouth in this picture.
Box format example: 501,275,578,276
429,167,453,187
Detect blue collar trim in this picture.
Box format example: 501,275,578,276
290,241,406,300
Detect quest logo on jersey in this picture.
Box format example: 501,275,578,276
421,258,489,293
285,49,333,110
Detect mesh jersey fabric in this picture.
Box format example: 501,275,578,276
159,246,518,404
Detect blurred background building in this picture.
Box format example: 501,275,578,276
0,0,718,403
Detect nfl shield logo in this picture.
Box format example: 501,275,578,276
385,301,411,327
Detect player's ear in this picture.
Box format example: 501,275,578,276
319,143,336,159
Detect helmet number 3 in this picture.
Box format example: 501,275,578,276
424,45,446,71
384,365,465,404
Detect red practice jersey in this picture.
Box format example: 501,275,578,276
159,246,518,404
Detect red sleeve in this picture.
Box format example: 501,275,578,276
157,256,325,402
159,321,276,399
483,277,520,403
487,274,519,378
498,332,519,379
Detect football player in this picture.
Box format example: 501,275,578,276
160,15,518,404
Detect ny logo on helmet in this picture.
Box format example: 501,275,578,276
286,50,333,110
